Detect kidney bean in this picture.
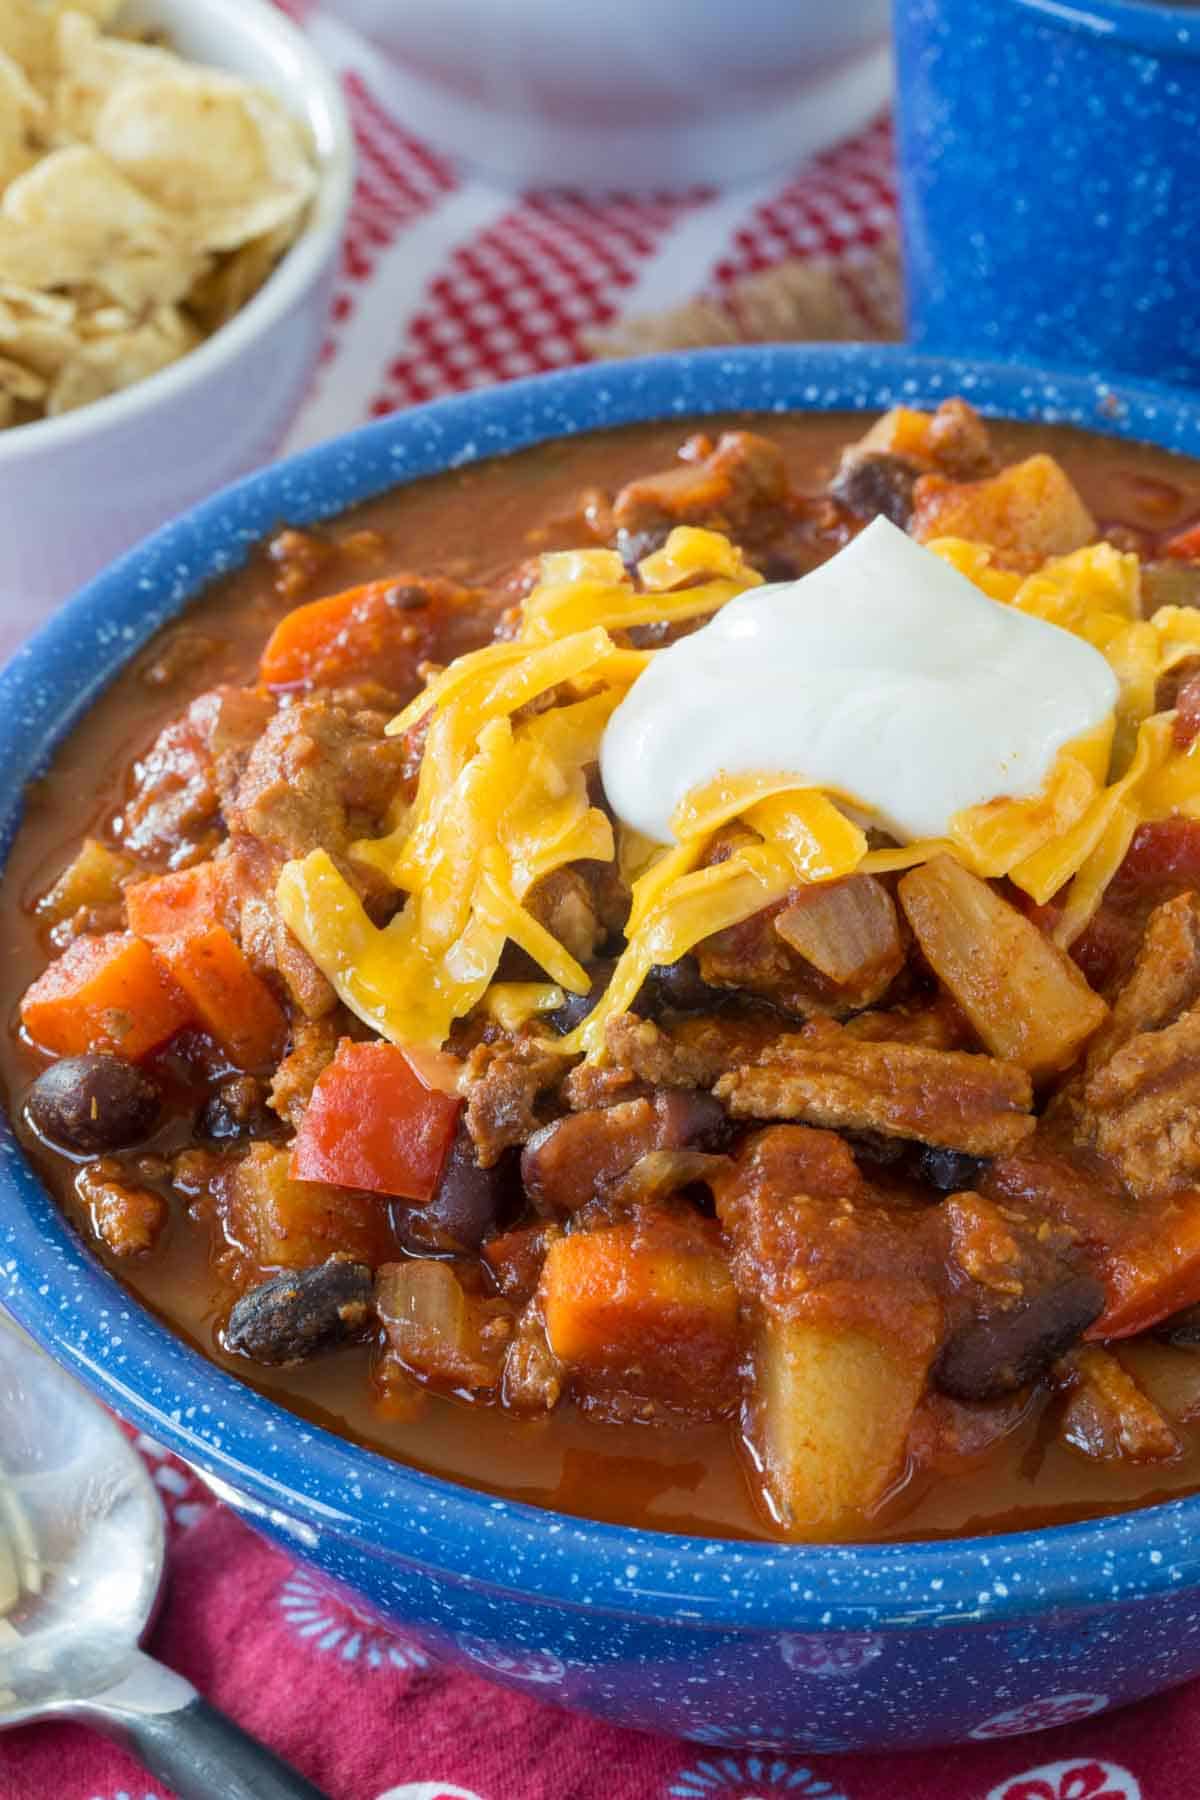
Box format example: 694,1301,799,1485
522,1089,728,1213
400,1125,520,1255
934,1274,1106,1402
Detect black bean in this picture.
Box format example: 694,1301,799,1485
830,451,920,528
633,955,719,1017
198,1075,275,1143
917,1146,988,1193
657,1088,731,1152
223,1256,373,1366
753,551,803,585
547,961,615,1036
934,1274,1106,1402
400,1126,519,1255
25,1055,161,1155
1154,1302,1200,1348
494,942,549,984
845,1129,908,1169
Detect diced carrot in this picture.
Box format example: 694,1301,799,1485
21,932,191,1061
291,1040,461,1201
258,579,435,692
157,925,286,1070
125,861,230,942
1087,1191,1200,1340
540,1221,739,1409
1164,520,1200,562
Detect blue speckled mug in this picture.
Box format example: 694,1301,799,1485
7,348,1200,1753
894,0,1200,387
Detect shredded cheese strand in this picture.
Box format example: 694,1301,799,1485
559,845,795,1058
282,525,1200,1057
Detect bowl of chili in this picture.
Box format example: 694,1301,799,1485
5,346,1200,1751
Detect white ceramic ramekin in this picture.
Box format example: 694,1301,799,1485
0,0,354,623
329,0,891,190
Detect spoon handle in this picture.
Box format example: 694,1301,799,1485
75,1650,330,1800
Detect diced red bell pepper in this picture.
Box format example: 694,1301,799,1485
1164,520,1200,562
1121,819,1200,885
290,1040,461,1201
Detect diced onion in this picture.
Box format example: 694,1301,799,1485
376,1261,470,1366
774,875,900,986
609,1149,729,1207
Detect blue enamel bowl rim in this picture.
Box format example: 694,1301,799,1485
5,343,1200,1636
1009,0,1200,56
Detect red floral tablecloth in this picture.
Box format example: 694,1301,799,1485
5,10,1199,1799
1,1430,1197,1800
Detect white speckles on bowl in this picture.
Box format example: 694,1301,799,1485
5,347,1200,1750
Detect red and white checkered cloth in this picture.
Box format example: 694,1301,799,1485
276,7,896,445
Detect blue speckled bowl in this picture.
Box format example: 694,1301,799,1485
5,347,1200,1754
895,0,1200,388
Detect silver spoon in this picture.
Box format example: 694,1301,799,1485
0,1313,329,1799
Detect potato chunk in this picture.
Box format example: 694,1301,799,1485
37,836,139,923
899,855,1107,1077
910,454,1095,568
754,1315,935,1537
224,1144,390,1274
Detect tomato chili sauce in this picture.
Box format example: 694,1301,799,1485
7,406,1200,1545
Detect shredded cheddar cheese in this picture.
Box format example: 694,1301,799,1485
279,529,761,1050
277,521,1200,1061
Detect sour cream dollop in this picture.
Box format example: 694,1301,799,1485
600,516,1119,845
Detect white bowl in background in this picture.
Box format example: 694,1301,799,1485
331,0,891,191
0,0,354,626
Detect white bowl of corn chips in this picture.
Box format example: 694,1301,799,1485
0,0,353,616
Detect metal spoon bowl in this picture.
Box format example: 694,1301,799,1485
0,1313,328,1799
